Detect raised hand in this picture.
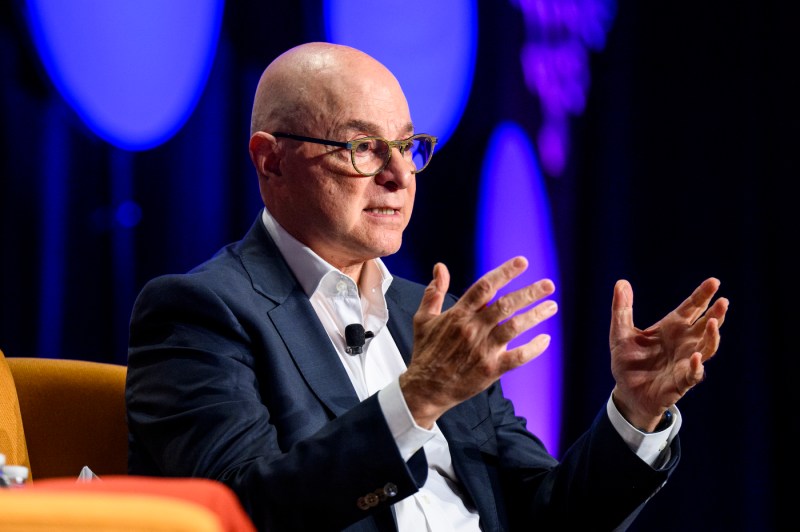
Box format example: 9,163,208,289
609,278,729,431
400,256,558,428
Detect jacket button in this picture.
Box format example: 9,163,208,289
365,493,380,507
357,497,371,511
383,483,398,498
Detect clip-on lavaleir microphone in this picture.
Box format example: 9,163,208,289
345,323,374,355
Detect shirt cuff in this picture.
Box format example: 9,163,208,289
606,395,682,468
378,379,438,461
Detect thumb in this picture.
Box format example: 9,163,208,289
610,279,634,341
418,262,450,318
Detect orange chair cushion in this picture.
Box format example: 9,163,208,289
0,490,224,532
25,476,256,532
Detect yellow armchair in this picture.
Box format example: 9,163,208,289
0,349,127,480
0,349,256,531
0,348,29,473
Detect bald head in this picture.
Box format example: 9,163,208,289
250,42,406,136
247,42,418,272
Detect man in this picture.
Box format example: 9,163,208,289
126,42,728,531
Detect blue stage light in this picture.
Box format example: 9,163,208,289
324,0,477,149
24,0,224,151
477,121,563,456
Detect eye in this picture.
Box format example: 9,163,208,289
352,138,377,157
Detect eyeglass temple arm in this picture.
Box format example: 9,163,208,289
271,132,350,149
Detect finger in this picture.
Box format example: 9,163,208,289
706,297,729,329
497,333,552,374
694,317,721,362
459,256,528,311
610,279,634,338
492,298,558,346
482,278,556,325
416,262,451,319
674,277,721,324
674,352,706,396
688,352,706,386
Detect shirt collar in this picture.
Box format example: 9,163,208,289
260,207,393,299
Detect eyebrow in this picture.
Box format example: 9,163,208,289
341,119,415,138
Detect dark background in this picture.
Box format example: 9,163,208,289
1,1,796,530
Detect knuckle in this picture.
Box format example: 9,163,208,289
536,303,552,321
531,281,550,300
460,321,482,343
502,317,521,337
495,297,512,318
476,360,495,379
473,278,493,300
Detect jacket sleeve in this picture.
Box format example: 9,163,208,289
126,273,427,532
387,276,679,531
483,376,679,531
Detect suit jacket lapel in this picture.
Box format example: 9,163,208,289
386,293,415,366
386,280,502,529
438,404,503,532
238,217,361,417
239,216,502,528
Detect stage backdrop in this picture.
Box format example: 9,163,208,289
1,1,795,530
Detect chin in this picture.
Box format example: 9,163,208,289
363,234,401,256
380,240,403,257
366,247,396,261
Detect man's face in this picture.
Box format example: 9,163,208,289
269,58,417,271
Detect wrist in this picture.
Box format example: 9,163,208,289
611,388,669,432
651,409,673,433
398,372,443,429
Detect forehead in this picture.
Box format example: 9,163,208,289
333,118,415,139
312,62,414,137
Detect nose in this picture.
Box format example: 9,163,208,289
374,147,414,190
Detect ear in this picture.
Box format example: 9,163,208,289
249,132,282,178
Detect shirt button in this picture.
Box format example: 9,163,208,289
336,280,348,293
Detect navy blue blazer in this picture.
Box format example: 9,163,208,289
126,215,678,532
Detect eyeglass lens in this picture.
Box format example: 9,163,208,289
353,136,434,175
409,137,434,173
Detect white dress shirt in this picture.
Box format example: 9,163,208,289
260,207,679,531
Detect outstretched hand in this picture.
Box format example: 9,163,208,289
609,278,729,431
400,257,558,428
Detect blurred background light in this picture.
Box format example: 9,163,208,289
324,0,477,149
24,0,224,151
477,121,563,456
512,0,617,176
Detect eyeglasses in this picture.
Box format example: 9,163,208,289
272,132,438,176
